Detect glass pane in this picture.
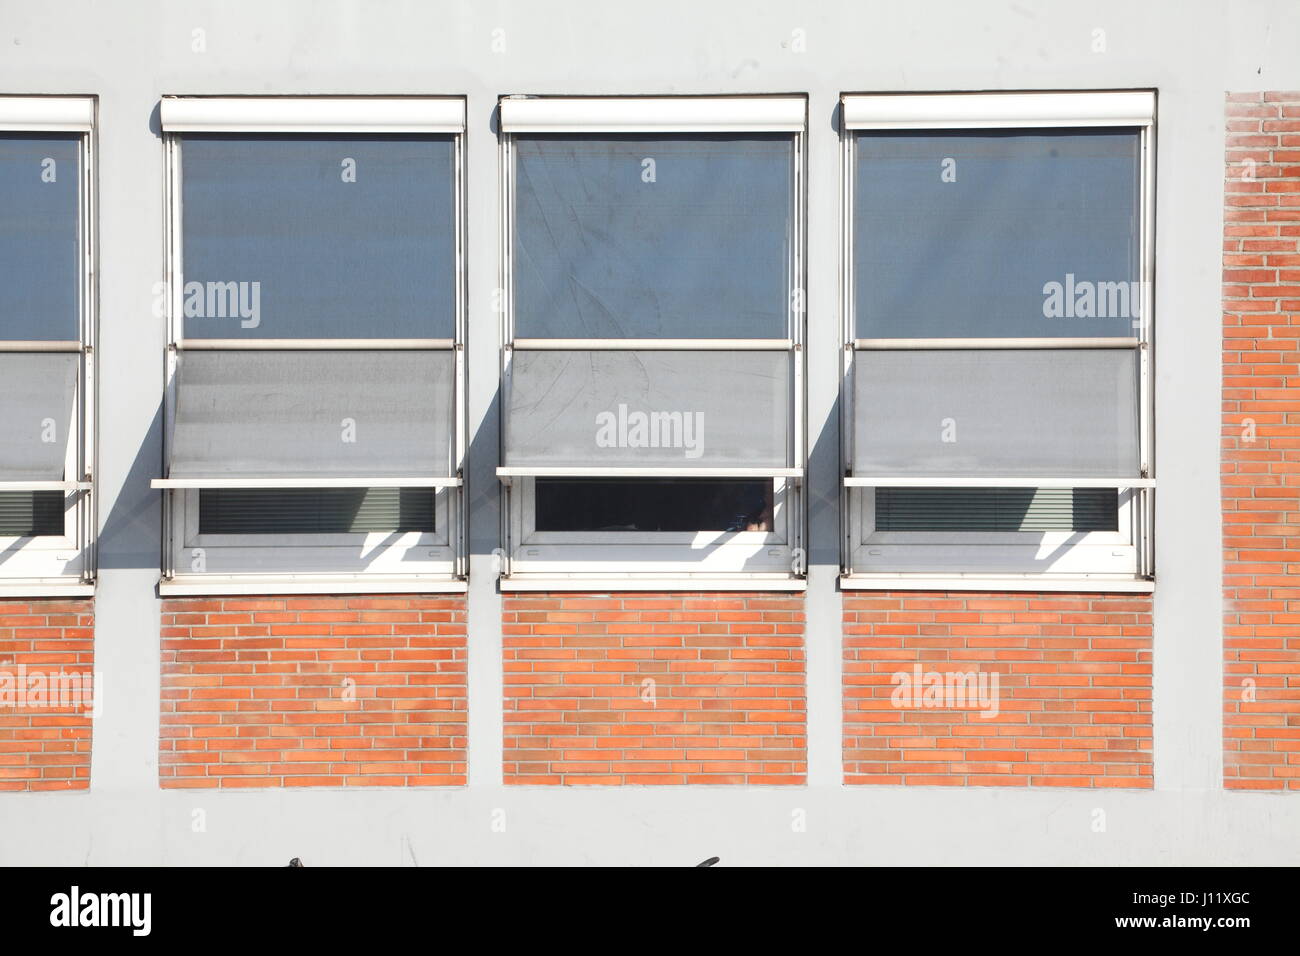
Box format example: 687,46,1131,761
853,349,1139,477
199,487,433,534
513,134,792,339
854,129,1141,339
169,350,455,478
0,352,77,481
180,134,456,339
535,478,772,532
505,350,790,468
0,133,80,341
874,487,1117,532
0,491,63,536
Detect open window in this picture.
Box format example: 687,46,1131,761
497,96,807,590
840,91,1155,591
0,98,96,596
155,97,466,595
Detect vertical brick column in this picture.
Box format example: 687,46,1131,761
0,599,95,792
160,595,466,788
844,592,1153,787
1223,91,1300,791
503,592,806,784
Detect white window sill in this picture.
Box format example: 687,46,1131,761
0,581,95,599
500,575,806,593
840,574,1153,593
159,575,468,597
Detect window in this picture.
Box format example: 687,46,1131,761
841,92,1155,589
498,96,806,589
0,98,96,595
155,97,466,594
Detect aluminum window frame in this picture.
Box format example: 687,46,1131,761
157,96,467,594
498,95,808,589
0,98,97,595
839,91,1156,589
176,484,453,576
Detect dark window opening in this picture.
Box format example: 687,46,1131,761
535,478,773,533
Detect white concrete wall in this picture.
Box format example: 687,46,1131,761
0,0,1297,865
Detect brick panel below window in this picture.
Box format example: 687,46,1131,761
160,595,466,788
0,599,94,792
844,592,1153,788
503,592,806,785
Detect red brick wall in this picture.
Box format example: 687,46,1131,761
844,592,1152,788
1223,91,1300,791
0,599,94,792
161,595,466,788
503,592,805,785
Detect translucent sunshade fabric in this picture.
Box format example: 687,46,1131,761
512,134,794,339
0,134,80,341
0,353,77,480
168,350,455,478
852,349,1139,477
180,135,456,339
854,129,1141,339
504,350,790,468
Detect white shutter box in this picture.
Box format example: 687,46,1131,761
160,96,466,133
500,96,806,133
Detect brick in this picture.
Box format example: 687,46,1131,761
844,591,1152,789
160,595,466,788
1222,93,1300,792
0,599,94,792
504,592,806,785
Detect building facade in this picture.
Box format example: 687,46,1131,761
0,0,1297,864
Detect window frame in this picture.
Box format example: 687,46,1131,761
854,486,1138,576
839,91,1156,591
156,96,467,596
0,97,97,596
497,95,808,591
